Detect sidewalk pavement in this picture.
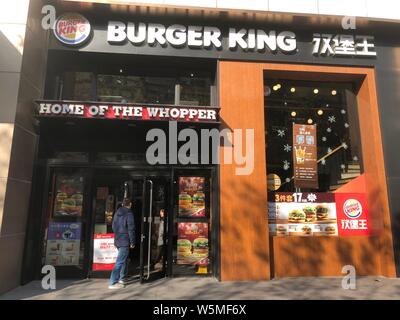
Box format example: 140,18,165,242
1,276,400,300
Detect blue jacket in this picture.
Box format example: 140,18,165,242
112,206,135,248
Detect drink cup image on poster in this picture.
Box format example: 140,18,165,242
45,222,81,266
293,124,318,189
177,223,209,265
178,177,206,217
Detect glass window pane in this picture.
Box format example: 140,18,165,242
264,80,362,193
62,72,93,101
97,75,175,104
173,176,212,276
42,169,86,268
179,76,211,106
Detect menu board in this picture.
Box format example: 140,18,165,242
269,192,371,237
177,223,209,265
178,177,206,217
92,234,118,271
268,193,338,237
45,222,81,266
293,124,319,189
53,175,84,217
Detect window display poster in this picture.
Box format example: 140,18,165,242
45,222,81,266
54,175,84,217
268,193,338,237
177,223,209,265
293,123,319,189
268,192,370,237
178,177,206,217
92,234,118,271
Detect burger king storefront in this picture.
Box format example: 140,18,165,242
20,1,400,285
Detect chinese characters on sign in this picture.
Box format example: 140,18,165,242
268,192,338,237
92,234,118,271
335,193,370,236
293,124,319,189
45,222,81,266
312,34,376,57
268,192,370,237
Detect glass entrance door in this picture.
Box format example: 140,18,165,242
140,176,169,282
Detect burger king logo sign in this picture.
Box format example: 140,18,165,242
54,13,91,46
343,199,363,219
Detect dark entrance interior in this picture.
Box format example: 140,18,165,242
22,116,219,284
91,169,170,282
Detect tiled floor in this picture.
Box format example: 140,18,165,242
1,276,400,300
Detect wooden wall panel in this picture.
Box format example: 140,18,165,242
219,61,270,281
218,61,396,280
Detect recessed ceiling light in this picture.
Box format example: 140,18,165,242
313,89,319,94
331,90,337,96
307,118,313,124
291,111,297,117
317,109,324,116
290,87,296,93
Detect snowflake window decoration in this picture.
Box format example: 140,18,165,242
321,159,326,165
322,136,327,142
341,164,346,170
327,127,332,133
344,123,349,128
353,156,359,161
283,160,290,170
341,109,346,114
277,129,285,138
283,144,292,152
342,142,348,150
327,147,332,153
328,116,336,123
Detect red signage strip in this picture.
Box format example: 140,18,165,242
36,101,220,123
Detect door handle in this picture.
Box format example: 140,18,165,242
145,179,153,280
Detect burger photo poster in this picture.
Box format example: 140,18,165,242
268,192,338,237
53,175,84,217
177,223,209,265
178,177,206,218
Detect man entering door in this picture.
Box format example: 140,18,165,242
108,198,136,289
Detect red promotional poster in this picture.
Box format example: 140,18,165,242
178,177,206,217
92,234,118,271
177,223,209,265
335,193,370,236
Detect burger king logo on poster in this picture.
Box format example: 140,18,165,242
54,13,91,46
343,199,363,219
